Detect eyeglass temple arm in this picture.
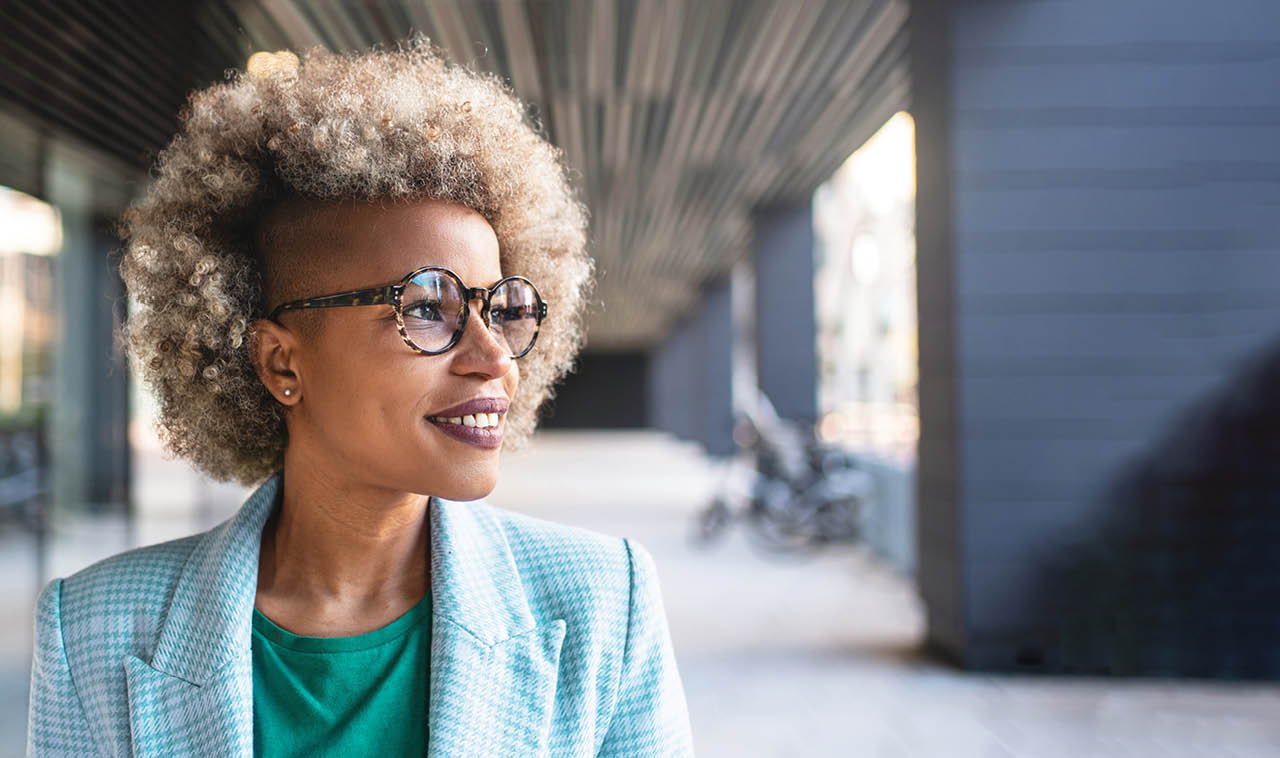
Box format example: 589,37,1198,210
268,285,397,321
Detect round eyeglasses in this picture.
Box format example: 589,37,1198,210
267,266,549,359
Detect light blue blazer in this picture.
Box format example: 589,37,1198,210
26,472,695,756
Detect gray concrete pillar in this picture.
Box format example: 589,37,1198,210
45,147,130,516
912,0,1280,677
752,204,817,425
647,277,734,456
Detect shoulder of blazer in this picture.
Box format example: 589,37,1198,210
51,531,206,745
59,531,206,646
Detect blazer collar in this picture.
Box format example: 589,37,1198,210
124,471,566,756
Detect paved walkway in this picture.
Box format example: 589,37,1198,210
4,430,1279,756
493,431,1280,758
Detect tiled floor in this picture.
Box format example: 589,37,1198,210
4,430,1279,756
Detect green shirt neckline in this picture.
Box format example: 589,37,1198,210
251,592,431,653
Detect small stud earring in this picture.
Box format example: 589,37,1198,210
283,388,293,397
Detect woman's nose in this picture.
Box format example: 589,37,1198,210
454,300,513,375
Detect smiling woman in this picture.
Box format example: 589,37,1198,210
25,39,694,757
251,198,526,500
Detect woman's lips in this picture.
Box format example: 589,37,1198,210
427,417,503,449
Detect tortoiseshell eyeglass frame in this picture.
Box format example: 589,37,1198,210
266,265,549,359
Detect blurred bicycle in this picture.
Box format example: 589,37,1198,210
693,389,874,556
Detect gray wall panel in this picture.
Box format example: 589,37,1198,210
916,0,1280,675
952,0,1280,46
541,351,649,429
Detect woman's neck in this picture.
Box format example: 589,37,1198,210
255,456,431,633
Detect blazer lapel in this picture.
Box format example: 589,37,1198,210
124,650,253,755
427,494,567,756
122,472,566,757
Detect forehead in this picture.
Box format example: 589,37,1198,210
284,198,503,292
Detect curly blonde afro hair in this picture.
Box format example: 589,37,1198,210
118,39,593,486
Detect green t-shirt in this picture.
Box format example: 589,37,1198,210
251,593,432,757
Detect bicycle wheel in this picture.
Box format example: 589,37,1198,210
744,495,827,558
812,496,863,542
692,496,734,545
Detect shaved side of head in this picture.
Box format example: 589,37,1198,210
254,195,350,316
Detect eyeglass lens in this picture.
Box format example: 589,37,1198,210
401,270,539,355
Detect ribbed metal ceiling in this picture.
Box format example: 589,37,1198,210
0,0,909,349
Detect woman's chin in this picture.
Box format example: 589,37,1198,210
418,468,499,503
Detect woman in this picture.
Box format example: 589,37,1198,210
26,41,694,757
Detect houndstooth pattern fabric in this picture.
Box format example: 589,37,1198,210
27,471,695,757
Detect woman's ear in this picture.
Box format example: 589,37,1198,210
249,318,302,405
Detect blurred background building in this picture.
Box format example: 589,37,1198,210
3,0,1280,755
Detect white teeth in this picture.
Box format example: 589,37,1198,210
431,412,502,428
470,413,498,428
